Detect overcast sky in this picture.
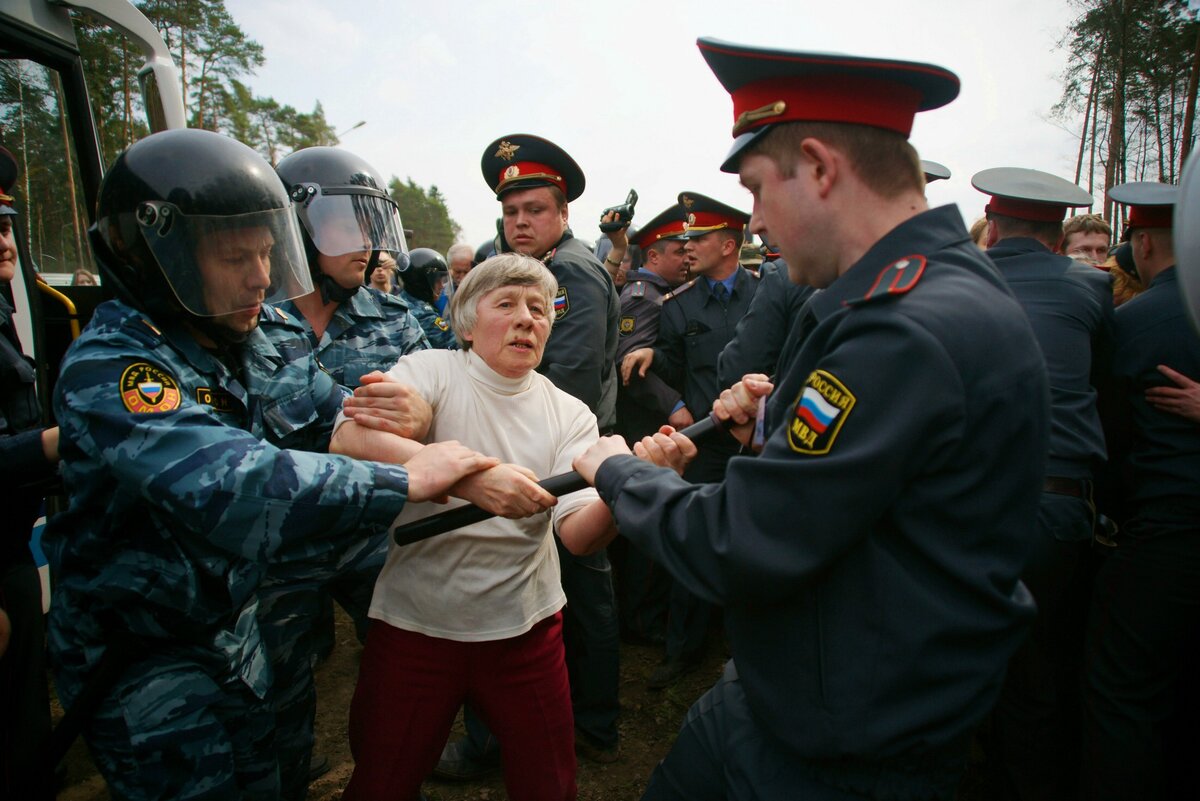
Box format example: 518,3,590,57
226,0,1087,251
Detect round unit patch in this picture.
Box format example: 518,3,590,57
120,362,182,414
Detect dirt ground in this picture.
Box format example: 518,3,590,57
55,607,727,801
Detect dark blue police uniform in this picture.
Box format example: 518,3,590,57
654,266,759,475
985,235,1114,798
717,258,815,386
595,205,1049,799
0,294,56,799
1084,265,1200,800
616,269,683,439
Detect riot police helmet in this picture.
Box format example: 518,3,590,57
91,128,311,325
404,248,449,305
275,147,408,303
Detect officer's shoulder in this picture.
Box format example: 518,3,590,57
661,279,698,303
845,254,928,308
374,290,418,317
259,303,306,332
96,301,166,347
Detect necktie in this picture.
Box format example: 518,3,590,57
712,282,729,305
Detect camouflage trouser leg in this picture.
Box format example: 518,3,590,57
84,655,278,801
326,531,388,643
257,577,322,801
258,531,388,801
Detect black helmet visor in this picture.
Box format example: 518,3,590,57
136,201,312,316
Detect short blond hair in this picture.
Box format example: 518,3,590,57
449,253,557,350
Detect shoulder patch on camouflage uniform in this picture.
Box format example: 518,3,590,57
662,278,697,303
434,316,450,331
619,315,635,336
553,287,569,320
846,255,927,307
120,362,182,414
787,370,855,455
631,281,645,298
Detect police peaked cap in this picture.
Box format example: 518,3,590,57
677,191,749,238
482,134,586,202
972,167,1093,222
630,204,689,249
1109,181,1178,230
696,38,960,172
921,160,951,183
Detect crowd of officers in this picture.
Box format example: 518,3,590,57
0,34,1198,801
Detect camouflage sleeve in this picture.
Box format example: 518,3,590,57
54,340,411,563
373,291,432,356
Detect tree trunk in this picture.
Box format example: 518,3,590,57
1076,38,1105,185
53,74,85,266
1180,22,1200,176
1104,0,1131,224
1089,77,1103,195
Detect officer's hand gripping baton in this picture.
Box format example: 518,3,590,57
392,413,725,546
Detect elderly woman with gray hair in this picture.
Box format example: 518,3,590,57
332,253,617,801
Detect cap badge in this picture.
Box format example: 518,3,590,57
495,140,520,161
681,195,694,209
503,165,520,180
687,213,696,226
733,101,788,136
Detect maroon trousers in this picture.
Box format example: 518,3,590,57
343,612,576,801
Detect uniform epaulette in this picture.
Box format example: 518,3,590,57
662,278,698,302
376,291,412,312
119,315,164,347
259,303,305,331
845,255,926,307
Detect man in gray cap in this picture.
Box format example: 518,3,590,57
971,166,1114,800
1084,181,1200,801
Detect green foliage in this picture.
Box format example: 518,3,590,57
71,0,340,165
1054,0,1199,199
387,177,463,254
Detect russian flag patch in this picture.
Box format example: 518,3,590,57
788,370,856,454
553,287,569,320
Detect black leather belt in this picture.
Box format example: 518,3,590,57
1043,476,1090,498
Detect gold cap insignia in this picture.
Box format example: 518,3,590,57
681,195,694,209
503,165,520,180
732,101,788,136
495,140,520,161
687,213,696,226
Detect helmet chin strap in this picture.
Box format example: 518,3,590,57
317,272,359,305
315,251,375,305
190,313,253,347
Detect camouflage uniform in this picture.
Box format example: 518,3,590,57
45,299,412,800
264,285,428,797
279,286,430,390
400,289,458,350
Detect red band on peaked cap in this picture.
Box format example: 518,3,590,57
732,75,922,137
496,161,568,198
986,197,1069,223
632,220,688,248
1127,205,1173,228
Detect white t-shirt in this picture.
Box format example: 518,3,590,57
368,348,601,642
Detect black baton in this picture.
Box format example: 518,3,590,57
392,413,725,546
